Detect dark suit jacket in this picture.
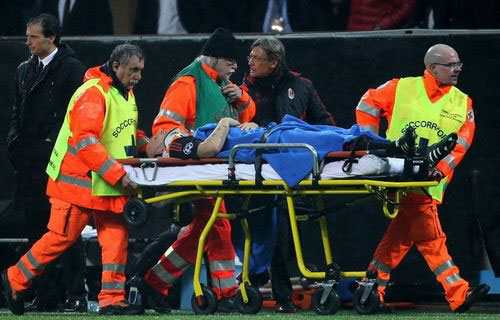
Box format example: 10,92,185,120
41,0,113,35
7,44,85,169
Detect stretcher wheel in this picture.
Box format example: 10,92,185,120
236,284,262,314
191,286,217,314
172,202,195,227
123,198,149,228
352,286,379,314
312,287,340,315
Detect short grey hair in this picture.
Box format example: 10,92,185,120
109,43,145,66
251,37,285,69
196,55,217,68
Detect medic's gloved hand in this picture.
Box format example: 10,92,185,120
428,167,444,182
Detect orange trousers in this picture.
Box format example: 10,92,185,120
367,194,469,311
7,197,129,307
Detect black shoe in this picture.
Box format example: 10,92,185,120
454,284,490,313
2,269,24,315
25,297,41,312
275,300,297,313
25,295,60,312
140,279,171,314
98,301,144,315
60,296,87,313
396,127,417,156
25,296,49,312
426,133,457,166
379,302,395,314
218,296,238,313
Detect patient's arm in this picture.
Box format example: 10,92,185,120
146,117,240,159
146,129,168,157
197,117,240,157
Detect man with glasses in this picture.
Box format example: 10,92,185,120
355,43,489,313
240,37,333,130
139,28,255,314
239,36,334,313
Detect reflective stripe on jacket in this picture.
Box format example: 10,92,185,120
46,66,148,212
355,70,475,203
387,76,467,201
152,62,255,136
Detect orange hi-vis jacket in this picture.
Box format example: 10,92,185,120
152,63,255,136
356,70,475,203
46,66,148,213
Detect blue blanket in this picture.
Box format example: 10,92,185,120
194,115,387,187
194,116,388,274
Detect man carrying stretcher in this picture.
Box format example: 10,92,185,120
355,43,489,313
138,28,255,314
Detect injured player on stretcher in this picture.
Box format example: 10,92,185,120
145,114,458,184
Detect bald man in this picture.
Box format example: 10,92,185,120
355,44,489,313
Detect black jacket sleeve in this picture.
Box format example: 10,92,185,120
304,79,335,126
7,66,22,148
47,57,85,142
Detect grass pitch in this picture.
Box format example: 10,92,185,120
1,304,499,320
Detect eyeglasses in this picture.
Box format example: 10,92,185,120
218,58,237,67
225,58,237,64
247,55,270,62
434,62,463,69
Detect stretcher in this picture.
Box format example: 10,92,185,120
119,143,438,315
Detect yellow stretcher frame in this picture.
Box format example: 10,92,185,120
132,177,438,306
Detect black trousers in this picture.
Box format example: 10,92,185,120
240,195,296,305
270,210,294,304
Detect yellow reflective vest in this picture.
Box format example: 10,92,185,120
47,78,137,196
387,76,468,201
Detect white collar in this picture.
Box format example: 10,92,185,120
39,47,58,68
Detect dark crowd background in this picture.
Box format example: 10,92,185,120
0,0,499,307
1,0,500,36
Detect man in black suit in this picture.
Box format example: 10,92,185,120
7,13,88,312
